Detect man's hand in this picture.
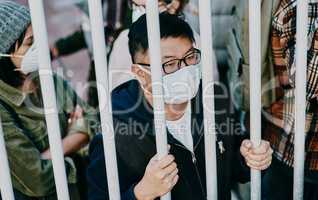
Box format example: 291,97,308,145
134,154,179,200
41,149,52,160
50,45,59,60
240,140,273,170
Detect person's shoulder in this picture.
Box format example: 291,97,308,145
89,119,147,153
111,80,141,108
110,29,129,54
116,29,129,41
111,79,134,95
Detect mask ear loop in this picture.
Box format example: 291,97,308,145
0,54,24,72
134,64,153,95
13,68,23,72
0,53,24,58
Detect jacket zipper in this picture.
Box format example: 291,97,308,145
174,143,206,197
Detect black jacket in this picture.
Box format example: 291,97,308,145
87,80,250,200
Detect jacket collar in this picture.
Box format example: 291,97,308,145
0,80,26,107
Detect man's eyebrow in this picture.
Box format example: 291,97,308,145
163,55,177,59
162,47,195,59
184,47,195,55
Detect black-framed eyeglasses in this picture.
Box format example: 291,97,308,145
137,48,201,75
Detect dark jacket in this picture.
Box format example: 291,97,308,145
87,80,250,200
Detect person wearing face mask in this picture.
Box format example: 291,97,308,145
87,13,273,200
0,1,100,200
108,0,220,91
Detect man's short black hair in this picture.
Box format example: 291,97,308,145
128,12,195,63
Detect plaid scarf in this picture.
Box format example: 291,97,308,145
265,0,318,170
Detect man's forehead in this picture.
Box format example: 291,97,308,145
160,37,193,57
134,37,193,62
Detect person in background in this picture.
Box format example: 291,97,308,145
227,0,318,199
87,13,273,200
0,1,99,199
183,0,236,79
108,0,219,90
50,0,130,108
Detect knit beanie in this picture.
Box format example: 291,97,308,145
0,1,31,53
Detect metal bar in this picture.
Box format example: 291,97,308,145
249,0,262,199
87,0,121,199
293,1,308,199
28,1,70,200
115,0,123,29
0,118,15,200
145,1,170,200
198,0,218,199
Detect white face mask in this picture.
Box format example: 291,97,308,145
137,64,202,104
163,64,201,104
0,44,38,75
20,44,39,75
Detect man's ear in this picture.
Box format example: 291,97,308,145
131,64,147,85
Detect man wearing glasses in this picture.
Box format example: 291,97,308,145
87,13,273,200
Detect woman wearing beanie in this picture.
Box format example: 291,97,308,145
0,1,99,200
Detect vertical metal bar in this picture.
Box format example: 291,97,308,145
87,0,121,199
28,1,70,200
249,0,262,199
0,118,15,200
114,0,122,29
198,0,218,199
145,1,170,200
294,1,308,199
